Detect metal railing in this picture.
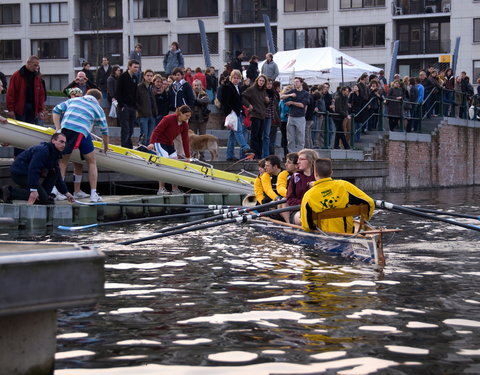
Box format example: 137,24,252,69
223,10,277,24
309,88,479,150
391,0,451,16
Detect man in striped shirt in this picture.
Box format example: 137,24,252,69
52,89,109,202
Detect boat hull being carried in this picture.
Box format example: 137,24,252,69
0,119,254,194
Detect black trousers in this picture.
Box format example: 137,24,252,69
11,172,57,204
250,117,265,159
118,105,136,149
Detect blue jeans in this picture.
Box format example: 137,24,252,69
226,116,250,160
138,116,156,146
262,117,272,157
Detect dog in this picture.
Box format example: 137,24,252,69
188,130,219,161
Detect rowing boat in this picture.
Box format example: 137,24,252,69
0,119,255,194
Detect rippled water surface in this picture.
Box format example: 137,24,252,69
5,187,480,374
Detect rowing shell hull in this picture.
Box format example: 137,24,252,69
251,221,383,266
0,119,255,194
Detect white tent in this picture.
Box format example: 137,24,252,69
259,47,381,85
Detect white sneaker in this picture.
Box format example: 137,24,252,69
55,192,67,201
73,190,90,199
157,187,170,195
90,191,103,202
171,188,182,195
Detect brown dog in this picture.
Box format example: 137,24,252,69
188,130,219,161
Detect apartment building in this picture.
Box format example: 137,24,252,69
0,0,479,91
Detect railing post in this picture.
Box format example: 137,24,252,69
400,99,404,132
418,102,423,132
350,114,355,149
324,112,329,149
439,87,444,117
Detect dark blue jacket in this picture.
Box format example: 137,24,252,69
168,81,194,111
10,141,68,193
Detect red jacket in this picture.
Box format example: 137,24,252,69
6,66,45,117
192,72,207,90
150,114,190,158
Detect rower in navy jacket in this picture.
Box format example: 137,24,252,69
3,133,75,205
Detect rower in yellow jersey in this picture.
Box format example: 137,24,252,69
300,158,374,233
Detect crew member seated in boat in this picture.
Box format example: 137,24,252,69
148,105,192,195
2,133,75,205
300,158,374,233
261,155,284,203
286,149,318,225
277,152,298,222
254,159,266,204
52,88,109,203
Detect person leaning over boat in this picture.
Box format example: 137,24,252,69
254,159,266,204
52,88,109,203
148,105,192,195
300,158,374,233
286,149,318,225
2,133,75,205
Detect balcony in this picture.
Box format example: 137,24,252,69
392,0,451,16
398,39,450,55
224,9,277,25
73,16,123,32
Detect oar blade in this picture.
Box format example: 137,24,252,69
57,223,98,231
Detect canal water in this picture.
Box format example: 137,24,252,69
7,187,480,374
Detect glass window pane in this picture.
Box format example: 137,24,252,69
375,25,385,45
474,19,480,42
339,27,349,47
319,27,327,47
51,3,60,22
364,0,374,6
285,29,295,50
41,4,49,22
306,28,317,47
31,4,40,23
296,0,306,11
352,26,362,46
318,0,328,10
285,0,295,12
363,26,374,46
60,3,68,22
376,0,385,6
429,23,439,41
473,60,480,82
340,0,351,8
306,0,317,11
296,29,305,48
351,0,362,8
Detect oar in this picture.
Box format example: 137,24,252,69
119,198,287,245
57,208,231,231
119,204,298,245
375,200,480,233
74,200,239,210
405,207,480,221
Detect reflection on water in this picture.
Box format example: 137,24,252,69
4,187,480,374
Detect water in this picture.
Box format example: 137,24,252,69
6,187,480,374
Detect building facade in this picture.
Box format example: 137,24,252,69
0,0,479,91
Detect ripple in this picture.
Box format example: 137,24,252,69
358,326,401,333
386,345,429,355
55,350,95,359
116,340,162,346
406,321,439,329
247,295,303,303
208,351,258,363
457,349,480,355
347,309,398,319
178,310,305,325
57,333,88,339
328,281,376,287
443,318,480,327
109,307,154,315
172,338,213,345
311,351,347,360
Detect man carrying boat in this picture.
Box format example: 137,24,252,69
2,133,75,205
52,88,109,203
300,158,374,233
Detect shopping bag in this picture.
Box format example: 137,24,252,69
224,110,238,131
109,100,118,118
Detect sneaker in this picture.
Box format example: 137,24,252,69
2,186,12,204
90,191,103,202
55,192,67,201
157,187,170,195
171,188,182,195
73,190,90,199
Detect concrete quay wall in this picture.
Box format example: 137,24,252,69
374,118,480,190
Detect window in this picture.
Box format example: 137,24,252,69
475,19,480,43
135,35,167,56
178,0,217,18
133,0,167,19
339,25,385,48
474,61,480,82
0,39,21,60
80,34,123,66
31,39,68,59
178,33,218,55
340,0,385,8
42,74,68,91
285,0,327,12
31,3,67,23
0,4,20,24
284,27,327,50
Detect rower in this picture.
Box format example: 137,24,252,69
277,152,298,222
261,155,283,203
300,158,374,233
253,159,266,204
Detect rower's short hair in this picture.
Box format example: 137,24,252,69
86,89,102,100
314,158,333,179
286,152,298,164
265,155,281,168
172,67,184,76
258,159,266,168
51,132,65,141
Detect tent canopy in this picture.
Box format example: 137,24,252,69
259,47,381,85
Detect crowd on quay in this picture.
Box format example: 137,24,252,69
0,46,479,207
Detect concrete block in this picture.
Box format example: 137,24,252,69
330,149,348,159
19,205,48,230
142,196,166,216
50,205,73,227
202,194,225,206
223,194,242,206
73,205,98,225
99,204,122,222
121,198,145,219
0,204,20,228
